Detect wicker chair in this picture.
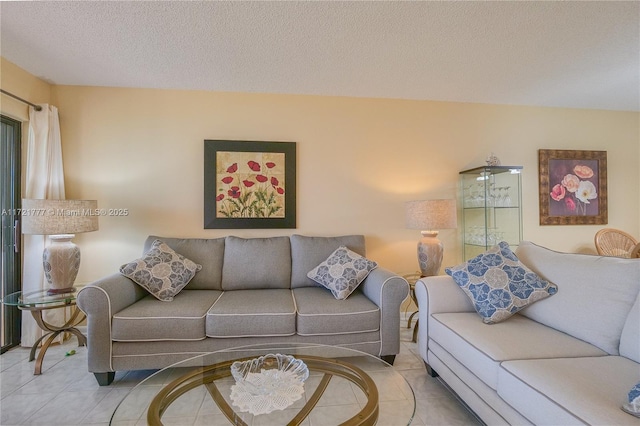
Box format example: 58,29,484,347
594,228,639,258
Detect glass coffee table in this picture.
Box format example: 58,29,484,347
110,343,415,425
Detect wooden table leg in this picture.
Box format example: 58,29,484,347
28,307,86,375
34,331,62,375
408,282,419,342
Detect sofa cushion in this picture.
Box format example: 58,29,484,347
120,239,202,301
290,234,366,288
498,356,640,425
430,312,607,390
206,289,296,337
293,287,380,336
426,340,534,426
621,294,640,363
307,246,378,300
445,242,557,324
516,241,640,355
112,290,221,341
145,236,225,290
222,236,291,290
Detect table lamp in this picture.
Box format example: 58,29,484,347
21,199,99,294
405,199,457,276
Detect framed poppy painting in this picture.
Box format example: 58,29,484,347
204,140,296,229
538,149,607,225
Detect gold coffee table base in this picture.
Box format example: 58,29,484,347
148,355,379,426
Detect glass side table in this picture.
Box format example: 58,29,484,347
403,273,422,343
1,288,86,374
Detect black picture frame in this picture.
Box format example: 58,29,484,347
204,140,296,229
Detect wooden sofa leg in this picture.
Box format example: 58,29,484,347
94,372,115,386
381,355,396,365
424,362,439,378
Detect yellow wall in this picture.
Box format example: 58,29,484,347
2,58,639,284
0,58,51,121
50,85,638,283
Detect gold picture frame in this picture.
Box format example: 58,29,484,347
538,149,607,225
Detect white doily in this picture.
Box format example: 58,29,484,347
230,369,305,415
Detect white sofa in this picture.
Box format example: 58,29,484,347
415,241,640,425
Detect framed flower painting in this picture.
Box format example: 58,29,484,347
204,140,296,229
538,149,607,225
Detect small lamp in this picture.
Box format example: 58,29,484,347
22,199,99,294
405,199,457,276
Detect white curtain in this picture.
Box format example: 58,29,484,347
21,104,66,347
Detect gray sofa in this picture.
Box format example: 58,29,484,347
77,234,409,385
416,241,640,425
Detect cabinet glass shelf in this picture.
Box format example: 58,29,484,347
459,166,523,261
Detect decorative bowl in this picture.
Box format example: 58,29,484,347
229,354,309,415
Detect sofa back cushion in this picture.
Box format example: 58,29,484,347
290,234,366,288
144,236,224,290
222,236,291,290
620,293,640,363
515,241,640,355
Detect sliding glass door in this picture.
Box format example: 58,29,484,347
1,115,22,353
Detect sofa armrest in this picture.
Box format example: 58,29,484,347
360,268,409,356
76,273,147,373
415,275,474,361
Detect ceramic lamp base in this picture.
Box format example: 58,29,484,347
417,231,444,277
43,234,80,295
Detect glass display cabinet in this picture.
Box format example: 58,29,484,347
459,166,523,261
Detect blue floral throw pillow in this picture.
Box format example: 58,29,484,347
623,382,640,417
445,241,557,324
307,246,378,300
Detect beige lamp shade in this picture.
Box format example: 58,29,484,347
405,199,457,231
405,199,457,277
21,199,99,235
21,199,98,294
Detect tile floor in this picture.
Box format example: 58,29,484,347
0,316,482,425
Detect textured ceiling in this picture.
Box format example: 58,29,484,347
1,1,639,111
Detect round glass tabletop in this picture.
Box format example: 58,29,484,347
110,343,416,425
1,288,79,307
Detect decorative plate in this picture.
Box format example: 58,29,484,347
229,354,309,415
